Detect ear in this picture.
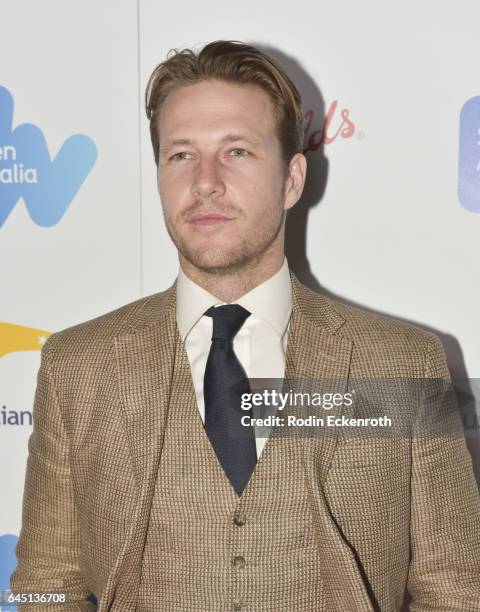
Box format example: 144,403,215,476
283,153,307,211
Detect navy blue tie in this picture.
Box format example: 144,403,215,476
203,304,257,496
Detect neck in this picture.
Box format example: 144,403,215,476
179,249,285,303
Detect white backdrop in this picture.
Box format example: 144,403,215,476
1,0,479,599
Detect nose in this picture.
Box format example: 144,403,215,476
191,154,226,199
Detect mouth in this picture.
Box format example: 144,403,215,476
188,213,233,226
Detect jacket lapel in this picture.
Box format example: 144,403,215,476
289,273,375,611
287,271,353,484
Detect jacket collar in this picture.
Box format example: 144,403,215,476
176,257,292,342
119,269,346,338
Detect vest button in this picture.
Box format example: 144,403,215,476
232,555,246,569
233,604,242,611
233,513,246,526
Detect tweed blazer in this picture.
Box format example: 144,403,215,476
10,271,480,611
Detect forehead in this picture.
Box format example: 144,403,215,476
158,79,277,144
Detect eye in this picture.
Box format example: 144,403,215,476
170,151,191,161
229,148,249,157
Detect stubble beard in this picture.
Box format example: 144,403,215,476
164,203,286,276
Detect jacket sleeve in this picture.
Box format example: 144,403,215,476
407,333,480,611
9,335,96,611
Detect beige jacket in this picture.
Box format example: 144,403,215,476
10,272,480,611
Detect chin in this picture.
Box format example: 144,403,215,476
182,247,253,273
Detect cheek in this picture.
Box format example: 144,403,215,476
236,169,275,200
245,174,283,211
248,163,283,197
159,175,189,210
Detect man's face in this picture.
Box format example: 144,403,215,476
157,79,296,274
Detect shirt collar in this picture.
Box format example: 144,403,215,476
176,257,292,342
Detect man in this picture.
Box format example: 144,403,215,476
10,40,480,611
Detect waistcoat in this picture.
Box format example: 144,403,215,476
136,336,325,611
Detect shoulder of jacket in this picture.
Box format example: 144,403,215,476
320,292,439,350
41,288,170,363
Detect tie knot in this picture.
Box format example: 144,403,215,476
204,304,251,344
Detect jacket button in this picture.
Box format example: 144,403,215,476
233,513,246,526
232,555,246,569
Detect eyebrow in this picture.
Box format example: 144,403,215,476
159,133,261,154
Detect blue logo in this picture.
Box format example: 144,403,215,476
0,86,97,228
458,96,480,213
0,533,18,610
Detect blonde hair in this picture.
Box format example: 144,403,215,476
145,40,304,170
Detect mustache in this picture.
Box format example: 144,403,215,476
183,202,240,219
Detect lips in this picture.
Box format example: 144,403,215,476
188,213,232,225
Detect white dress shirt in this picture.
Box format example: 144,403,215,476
176,257,292,459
